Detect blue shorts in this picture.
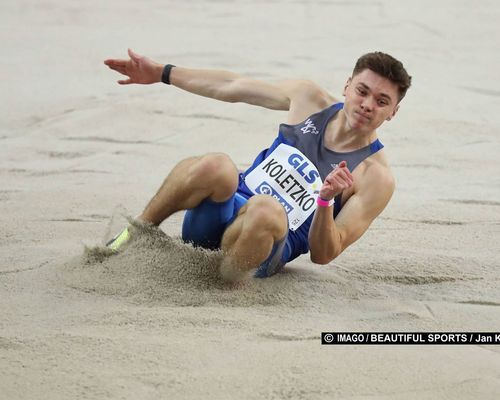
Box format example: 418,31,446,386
182,192,291,277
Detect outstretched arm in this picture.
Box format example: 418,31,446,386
104,49,329,112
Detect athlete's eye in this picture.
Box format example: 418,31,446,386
378,99,388,106
356,87,366,96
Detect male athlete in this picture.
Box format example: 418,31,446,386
104,49,411,282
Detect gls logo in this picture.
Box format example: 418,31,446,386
288,153,320,184
300,119,319,135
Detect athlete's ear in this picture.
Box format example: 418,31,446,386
386,104,400,121
343,77,352,96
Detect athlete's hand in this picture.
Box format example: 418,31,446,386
104,49,163,85
319,161,353,200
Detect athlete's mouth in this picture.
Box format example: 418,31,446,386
355,111,371,121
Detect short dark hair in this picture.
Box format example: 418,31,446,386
353,52,412,102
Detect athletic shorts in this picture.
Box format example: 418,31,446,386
182,191,292,278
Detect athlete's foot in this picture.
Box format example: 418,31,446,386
106,226,131,251
254,236,288,278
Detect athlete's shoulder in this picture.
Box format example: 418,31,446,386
356,151,395,196
287,80,337,103
282,80,337,124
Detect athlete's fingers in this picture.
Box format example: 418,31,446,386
324,174,333,184
325,173,350,189
128,48,142,63
331,163,353,180
323,176,336,189
104,59,127,68
335,161,352,181
114,66,128,76
326,168,353,187
337,163,352,176
106,64,127,75
118,78,133,85
335,166,353,184
104,63,121,73
331,175,349,190
320,180,334,192
341,173,354,187
106,65,131,78
324,176,340,192
323,167,353,193
334,168,352,183
334,173,353,190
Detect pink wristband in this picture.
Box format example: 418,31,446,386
316,197,335,207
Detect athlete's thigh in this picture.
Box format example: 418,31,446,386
182,192,248,249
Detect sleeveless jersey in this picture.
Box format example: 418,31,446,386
237,102,384,261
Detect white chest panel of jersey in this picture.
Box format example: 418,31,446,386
244,143,323,231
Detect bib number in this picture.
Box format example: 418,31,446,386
244,144,322,231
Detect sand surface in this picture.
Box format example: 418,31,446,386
1,0,500,399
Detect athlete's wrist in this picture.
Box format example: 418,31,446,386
316,197,335,207
161,64,176,85
153,63,164,83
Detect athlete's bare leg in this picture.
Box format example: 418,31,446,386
139,153,239,225
132,153,287,283
219,195,288,282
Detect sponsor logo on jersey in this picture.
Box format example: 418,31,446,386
300,118,319,135
244,144,323,231
255,182,294,214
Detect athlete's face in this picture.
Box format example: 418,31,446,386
342,69,400,133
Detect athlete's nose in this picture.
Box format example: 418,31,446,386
360,97,374,112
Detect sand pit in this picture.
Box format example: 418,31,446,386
2,1,500,399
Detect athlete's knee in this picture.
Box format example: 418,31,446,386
189,153,238,198
244,195,288,238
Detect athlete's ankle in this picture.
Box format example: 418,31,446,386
136,211,161,226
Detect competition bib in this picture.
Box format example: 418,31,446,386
244,144,323,231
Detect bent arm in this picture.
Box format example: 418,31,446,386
308,169,395,264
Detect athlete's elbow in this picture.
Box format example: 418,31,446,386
220,78,250,103
211,87,238,103
220,89,241,103
310,256,331,265
310,241,345,264
310,251,338,265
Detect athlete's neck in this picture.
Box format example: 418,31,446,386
324,109,377,152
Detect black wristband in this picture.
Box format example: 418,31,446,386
161,64,176,85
